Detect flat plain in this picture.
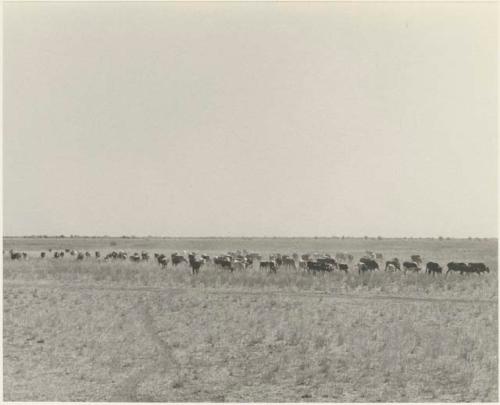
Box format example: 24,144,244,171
3,237,498,402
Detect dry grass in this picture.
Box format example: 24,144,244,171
3,283,497,402
3,237,498,402
4,258,497,300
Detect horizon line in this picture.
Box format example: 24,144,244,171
2,235,498,240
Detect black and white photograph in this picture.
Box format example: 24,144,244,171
2,1,498,402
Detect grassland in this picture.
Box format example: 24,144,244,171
3,237,498,402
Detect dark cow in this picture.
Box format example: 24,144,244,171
260,261,277,273
214,256,233,271
76,252,85,260
403,261,420,272
171,253,187,267
425,262,442,275
307,261,334,273
141,251,150,261
65,249,70,253
338,263,349,273
40,252,46,258
85,252,91,258
95,251,101,259
446,262,469,275
54,252,60,259
467,263,490,275
317,257,339,270
188,253,204,275
22,252,28,259
359,257,379,271
155,254,169,268
10,251,22,260
385,258,401,271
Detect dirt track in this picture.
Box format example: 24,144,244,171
4,280,497,304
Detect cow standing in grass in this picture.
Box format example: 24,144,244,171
188,253,204,275
359,257,379,271
446,262,469,275
385,258,401,271
260,260,277,274
426,262,442,275
467,263,490,274
171,253,187,267
403,261,420,273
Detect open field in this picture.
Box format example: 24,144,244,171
3,237,498,402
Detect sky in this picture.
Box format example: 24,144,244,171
3,2,498,237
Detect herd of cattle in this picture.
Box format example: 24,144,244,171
5,248,491,276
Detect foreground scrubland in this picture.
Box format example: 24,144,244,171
3,237,498,402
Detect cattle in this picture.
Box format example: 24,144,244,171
301,254,311,261
426,262,442,275
130,253,141,262
282,257,297,270
22,252,28,259
10,251,22,260
214,256,233,271
385,259,401,271
467,263,490,274
95,251,101,259
70,250,77,256
317,257,339,268
155,254,169,268
307,261,334,273
171,253,187,267
76,252,85,260
65,249,70,253
446,262,469,275
201,255,211,264
85,252,91,258
260,261,277,273
411,255,423,265
359,257,379,271
270,254,283,267
141,251,150,261
54,252,60,259
386,263,397,272
358,262,369,274
40,252,46,258
292,253,299,261
403,261,420,272
338,263,349,273
298,260,308,271
188,254,204,275
232,261,247,271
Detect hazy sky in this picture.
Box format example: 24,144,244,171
3,2,497,237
